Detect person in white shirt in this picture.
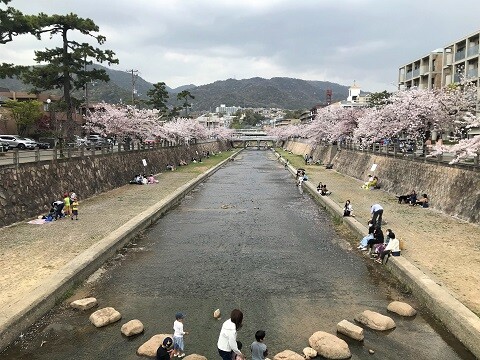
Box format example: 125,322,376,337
217,309,244,360
376,230,400,264
173,312,189,358
370,203,384,227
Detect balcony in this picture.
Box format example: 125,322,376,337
412,68,420,78
454,73,461,83
406,71,413,80
455,50,465,62
467,68,479,79
467,44,479,57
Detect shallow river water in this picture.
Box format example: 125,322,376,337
2,150,474,360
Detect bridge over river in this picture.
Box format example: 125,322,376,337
230,128,278,147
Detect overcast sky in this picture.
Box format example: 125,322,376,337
3,0,480,94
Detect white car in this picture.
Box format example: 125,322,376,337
0,135,37,150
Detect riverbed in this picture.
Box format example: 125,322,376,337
1,150,473,360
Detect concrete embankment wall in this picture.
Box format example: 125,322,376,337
0,141,230,227
283,140,480,224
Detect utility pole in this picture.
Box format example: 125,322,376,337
126,69,139,105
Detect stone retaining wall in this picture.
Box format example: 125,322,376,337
283,140,480,224
0,141,230,227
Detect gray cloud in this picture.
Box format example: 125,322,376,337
3,0,480,93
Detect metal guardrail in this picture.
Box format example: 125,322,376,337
0,138,218,167
337,141,480,171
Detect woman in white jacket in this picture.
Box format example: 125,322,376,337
217,309,244,360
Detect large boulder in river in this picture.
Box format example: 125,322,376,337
89,307,121,328
273,349,304,360
354,310,396,331
137,334,172,357
184,355,207,360
308,331,351,359
70,297,97,310
336,319,364,341
387,301,417,317
121,319,144,336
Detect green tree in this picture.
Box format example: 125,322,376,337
367,90,392,108
0,0,35,78
284,109,304,119
4,99,43,136
176,90,195,117
21,13,118,142
146,82,169,114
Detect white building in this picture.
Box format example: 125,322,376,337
215,104,242,115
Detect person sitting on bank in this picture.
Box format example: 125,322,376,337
358,220,375,250
320,184,331,196
343,200,354,217
367,227,384,256
166,163,176,171
376,230,400,264
362,175,378,190
147,174,159,184
316,182,323,192
130,174,144,185
398,190,417,204
413,193,429,208
179,159,187,166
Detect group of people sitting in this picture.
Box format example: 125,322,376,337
397,190,429,207
296,169,308,186
316,182,331,196
361,174,379,190
357,222,400,264
129,174,159,185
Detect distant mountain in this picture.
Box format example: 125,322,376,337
186,77,350,111
171,84,197,94
0,65,353,110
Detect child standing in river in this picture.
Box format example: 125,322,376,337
173,312,189,357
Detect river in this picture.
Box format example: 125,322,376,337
1,150,473,360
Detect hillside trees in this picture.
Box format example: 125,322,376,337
20,13,118,143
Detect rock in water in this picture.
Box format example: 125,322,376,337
89,307,121,328
273,350,305,360
70,297,97,310
137,334,172,357
354,310,396,331
121,319,144,336
387,301,417,317
184,355,208,360
303,347,318,358
336,319,364,341
308,331,351,359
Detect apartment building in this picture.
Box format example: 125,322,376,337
398,30,480,138
398,30,480,90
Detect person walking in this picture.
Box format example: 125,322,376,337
217,309,244,360
370,203,383,227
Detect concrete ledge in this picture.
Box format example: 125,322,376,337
0,150,241,352
275,150,480,358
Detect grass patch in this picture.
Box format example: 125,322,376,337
175,150,238,174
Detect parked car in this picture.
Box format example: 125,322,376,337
86,134,109,149
0,135,37,150
24,137,51,149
